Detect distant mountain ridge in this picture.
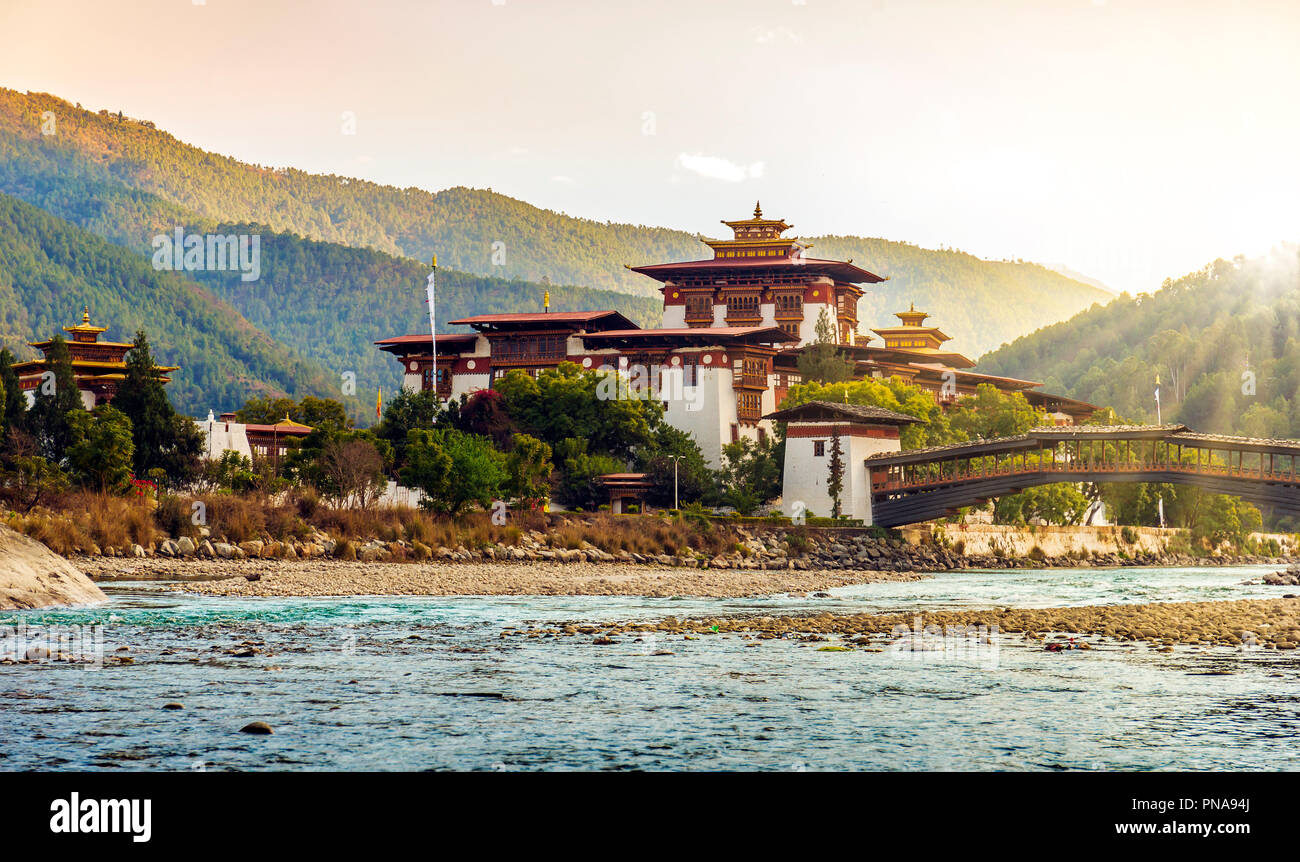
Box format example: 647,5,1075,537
979,247,1300,438
0,192,357,417
0,88,1110,358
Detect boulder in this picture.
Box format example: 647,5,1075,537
176,536,196,556
0,525,107,610
213,542,237,560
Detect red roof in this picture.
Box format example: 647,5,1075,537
630,256,885,284
448,310,636,330
375,333,478,355
580,326,798,346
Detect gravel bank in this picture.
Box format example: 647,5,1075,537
514,597,1300,649
78,556,930,598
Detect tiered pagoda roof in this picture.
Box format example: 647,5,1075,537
11,308,178,398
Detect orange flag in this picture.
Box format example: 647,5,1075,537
376,387,382,420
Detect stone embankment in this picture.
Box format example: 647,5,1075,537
75,524,1290,576
0,524,105,610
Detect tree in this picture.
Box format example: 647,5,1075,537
639,423,714,508
551,436,624,510
298,396,353,432
375,388,441,473
400,427,505,516
503,433,553,508
827,426,844,519
27,335,83,461
495,363,659,461
316,437,388,507
287,428,393,506
0,455,70,512
197,449,257,493
995,484,1088,526
718,436,783,514
796,307,855,384
65,404,135,492
447,389,516,449
111,331,203,487
0,348,18,435
949,384,1045,439
236,395,352,432
782,377,961,449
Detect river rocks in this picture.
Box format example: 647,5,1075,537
213,542,238,560
176,536,196,556
239,540,264,558
239,721,273,735
1259,567,1300,586
163,702,184,710
516,596,1300,652
0,525,107,610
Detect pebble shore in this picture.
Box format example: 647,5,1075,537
510,597,1300,650
77,556,930,598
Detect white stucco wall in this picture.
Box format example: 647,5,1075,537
799,301,831,346
664,365,735,468
448,371,491,402
662,304,686,328
199,413,253,461
781,425,901,523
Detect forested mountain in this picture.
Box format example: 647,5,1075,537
0,88,1109,356
979,247,1300,438
812,237,1111,356
0,193,357,417
0,88,663,410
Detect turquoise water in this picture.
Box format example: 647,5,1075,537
2,565,1298,771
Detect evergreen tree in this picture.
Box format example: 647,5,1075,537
28,334,83,461
0,348,23,436
796,308,855,384
827,426,844,519
65,404,135,492
112,330,201,486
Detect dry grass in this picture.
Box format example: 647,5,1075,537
6,490,745,560
6,491,159,554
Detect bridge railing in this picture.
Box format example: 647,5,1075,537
871,444,1300,495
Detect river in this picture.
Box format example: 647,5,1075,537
2,564,1297,771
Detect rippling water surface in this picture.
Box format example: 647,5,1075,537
2,565,1298,771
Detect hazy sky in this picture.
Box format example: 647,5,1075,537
3,0,1299,294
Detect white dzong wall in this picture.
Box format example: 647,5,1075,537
781,425,901,523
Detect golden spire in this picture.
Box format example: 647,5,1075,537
82,306,90,325
753,200,762,219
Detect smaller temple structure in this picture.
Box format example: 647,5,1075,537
199,410,313,467
10,308,178,409
764,400,920,523
596,472,653,514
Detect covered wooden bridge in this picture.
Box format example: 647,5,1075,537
866,424,1300,527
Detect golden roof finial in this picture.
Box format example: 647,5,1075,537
753,200,762,219
82,306,90,325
